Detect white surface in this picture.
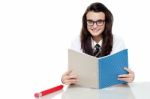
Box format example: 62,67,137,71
38,82,150,99
0,0,150,99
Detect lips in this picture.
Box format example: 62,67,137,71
91,28,100,32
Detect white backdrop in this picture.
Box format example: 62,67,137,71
0,0,150,99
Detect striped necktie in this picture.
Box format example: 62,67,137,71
93,44,101,57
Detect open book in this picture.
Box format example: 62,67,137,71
68,49,128,89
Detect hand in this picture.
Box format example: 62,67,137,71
118,67,135,83
61,70,78,85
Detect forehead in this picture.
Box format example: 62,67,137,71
86,11,105,20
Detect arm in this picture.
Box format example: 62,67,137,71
113,35,135,83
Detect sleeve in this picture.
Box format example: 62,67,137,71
111,35,126,54
69,35,82,53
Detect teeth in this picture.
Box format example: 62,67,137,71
92,29,98,32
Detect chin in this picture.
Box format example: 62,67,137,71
91,32,102,37
92,33,99,36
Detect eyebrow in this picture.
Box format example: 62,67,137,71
87,19,105,21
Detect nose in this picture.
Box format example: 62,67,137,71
93,23,98,28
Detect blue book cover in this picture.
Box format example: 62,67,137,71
68,49,128,89
99,49,128,89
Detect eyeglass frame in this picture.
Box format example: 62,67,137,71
86,19,105,26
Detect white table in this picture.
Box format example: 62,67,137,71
37,82,150,99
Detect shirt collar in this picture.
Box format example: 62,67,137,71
91,38,103,49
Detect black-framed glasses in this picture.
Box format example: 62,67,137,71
87,19,105,26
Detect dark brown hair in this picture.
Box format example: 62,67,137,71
80,2,113,57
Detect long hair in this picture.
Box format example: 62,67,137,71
80,2,113,57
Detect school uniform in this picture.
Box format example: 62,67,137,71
70,35,126,55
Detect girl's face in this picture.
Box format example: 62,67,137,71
86,11,105,41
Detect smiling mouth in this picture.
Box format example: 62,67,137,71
91,29,100,32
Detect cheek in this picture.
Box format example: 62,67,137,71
87,26,91,32
87,27,90,31
101,26,105,31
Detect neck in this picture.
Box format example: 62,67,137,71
93,36,102,43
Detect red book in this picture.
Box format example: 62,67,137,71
34,85,64,97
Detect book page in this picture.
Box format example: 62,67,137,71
68,49,99,88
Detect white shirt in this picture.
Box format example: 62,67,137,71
91,38,103,49
70,35,126,55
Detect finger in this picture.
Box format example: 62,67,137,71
118,77,128,82
62,75,77,83
63,75,77,81
118,74,129,78
124,67,133,73
118,73,133,77
62,74,71,84
63,79,78,85
118,77,133,83
69,75,78,79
